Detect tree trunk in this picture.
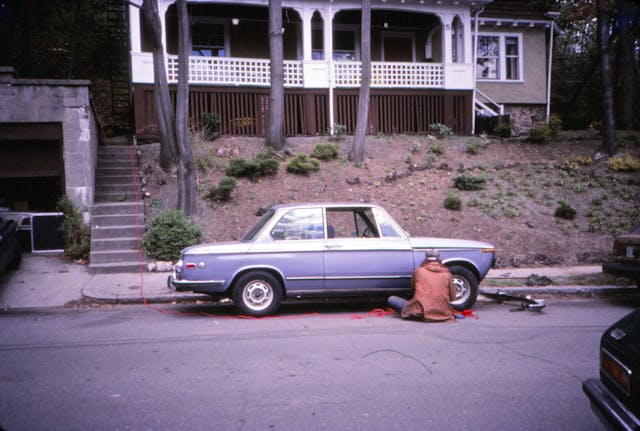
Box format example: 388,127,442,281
615,0,637,130
266,0,286,152
597,0,616,156
349,0,371,164
142,0,178,171
175,0,196,215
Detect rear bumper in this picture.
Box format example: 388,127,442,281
167,271,226,294
602,261,640,281
583,378,640,431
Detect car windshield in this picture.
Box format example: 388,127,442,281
242,209,276,241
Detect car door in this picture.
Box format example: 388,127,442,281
323,207,414,294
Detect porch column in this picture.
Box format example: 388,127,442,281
301,8,313,61
129,4,142,53
323,6,336,129
440,13,454,64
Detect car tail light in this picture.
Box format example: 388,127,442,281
601,348,631,395
481,247,496,253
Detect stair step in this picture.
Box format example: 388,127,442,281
90,237,140,251
97,167,136,176
92,214,140,227
90,249,141,264
97,160,134,168
91,225,140,239
96,175,139,186
92,202,140,216
89,261,146,274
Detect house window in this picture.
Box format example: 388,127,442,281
333,29,357,61
191,20,226,57
475,33,522,81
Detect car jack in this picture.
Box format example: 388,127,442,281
482,290,546,312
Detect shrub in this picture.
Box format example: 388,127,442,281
206,176,237,201
201,112,220,135
311,143,339,161
428,142,444,155
465,138,490,155
443,192,462,211
429,123,453,139
555,201,577,220
607,154,640,172
548,113,562,137
494,121,512,138
56,195,90,260
225,151,279,179
328,123,346,141
453,174,486,191
286,154,321,175
141,210,202,261
527,124,553,144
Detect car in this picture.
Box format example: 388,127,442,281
168,202,496,316
583,308,640,431
0,215,22,275
603,224,640,288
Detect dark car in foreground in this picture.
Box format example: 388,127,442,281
169,202,495,316
603,224,640,288
583,308,640,431
0,215,22,275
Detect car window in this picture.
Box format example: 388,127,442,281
373,208,402,237
242,209,276,241
270,208,324,240
326,208,380,238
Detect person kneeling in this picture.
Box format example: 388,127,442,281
388,250,456,322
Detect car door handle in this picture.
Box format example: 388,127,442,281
325,244,342,249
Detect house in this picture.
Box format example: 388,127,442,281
128,0,559,137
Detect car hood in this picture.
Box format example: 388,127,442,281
181,241,253,255
408,237,494,250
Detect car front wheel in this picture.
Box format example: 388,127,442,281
448,265,478,311
232,271,282,317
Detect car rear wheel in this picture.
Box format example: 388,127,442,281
232,271,282,317
448,265,478,311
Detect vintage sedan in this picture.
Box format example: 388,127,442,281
168,203,496,316
583,308,640,430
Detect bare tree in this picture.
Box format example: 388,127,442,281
176,0,196,215
349,0,371,164
141,0,178,170
266,0,286,152
597,0,616,155
615,0,637,130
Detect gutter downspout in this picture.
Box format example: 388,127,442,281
471,6,484,135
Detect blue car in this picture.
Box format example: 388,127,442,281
169,203,496,316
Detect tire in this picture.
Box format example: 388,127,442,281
448,265,478,311
232,271,282,317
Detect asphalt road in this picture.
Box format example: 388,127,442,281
0,297,636,431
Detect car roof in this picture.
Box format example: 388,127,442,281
270,202,383,211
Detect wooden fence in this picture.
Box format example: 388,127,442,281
133,84,472,137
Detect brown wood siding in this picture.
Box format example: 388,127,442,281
133,85,471,137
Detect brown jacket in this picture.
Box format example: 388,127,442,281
401,261,457,322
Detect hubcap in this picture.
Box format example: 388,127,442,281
243,280,273,311
451,276,469,306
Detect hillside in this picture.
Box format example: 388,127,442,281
139,131,640,269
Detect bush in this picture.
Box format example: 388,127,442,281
328,124,346,141
206,176,236,202
201,112,220,135
429,123,453,139
443,192,462,211
607,154,640,172
286,154,321,175
527,124,553,144
428,142,444,155
311,143,339,161
548,113,562,137
141,210,202,261
555,201,577,220
494,121,512,138
453,174,486,191
225,151,279,179
56,195,90,260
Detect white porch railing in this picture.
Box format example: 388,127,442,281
164,55,445,89
474,88,504,116
167,56,304,87
333,61,444,88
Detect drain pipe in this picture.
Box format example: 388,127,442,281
544,12,560,124
471,6,484,135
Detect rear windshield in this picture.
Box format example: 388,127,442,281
242,209,276,241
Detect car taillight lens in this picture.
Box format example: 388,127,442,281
601,348,631,395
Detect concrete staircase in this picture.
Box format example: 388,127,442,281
89,145,145,274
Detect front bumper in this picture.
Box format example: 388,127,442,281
583,378,640,431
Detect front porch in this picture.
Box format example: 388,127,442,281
129,0,486,136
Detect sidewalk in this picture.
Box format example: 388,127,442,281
0,254,636,311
